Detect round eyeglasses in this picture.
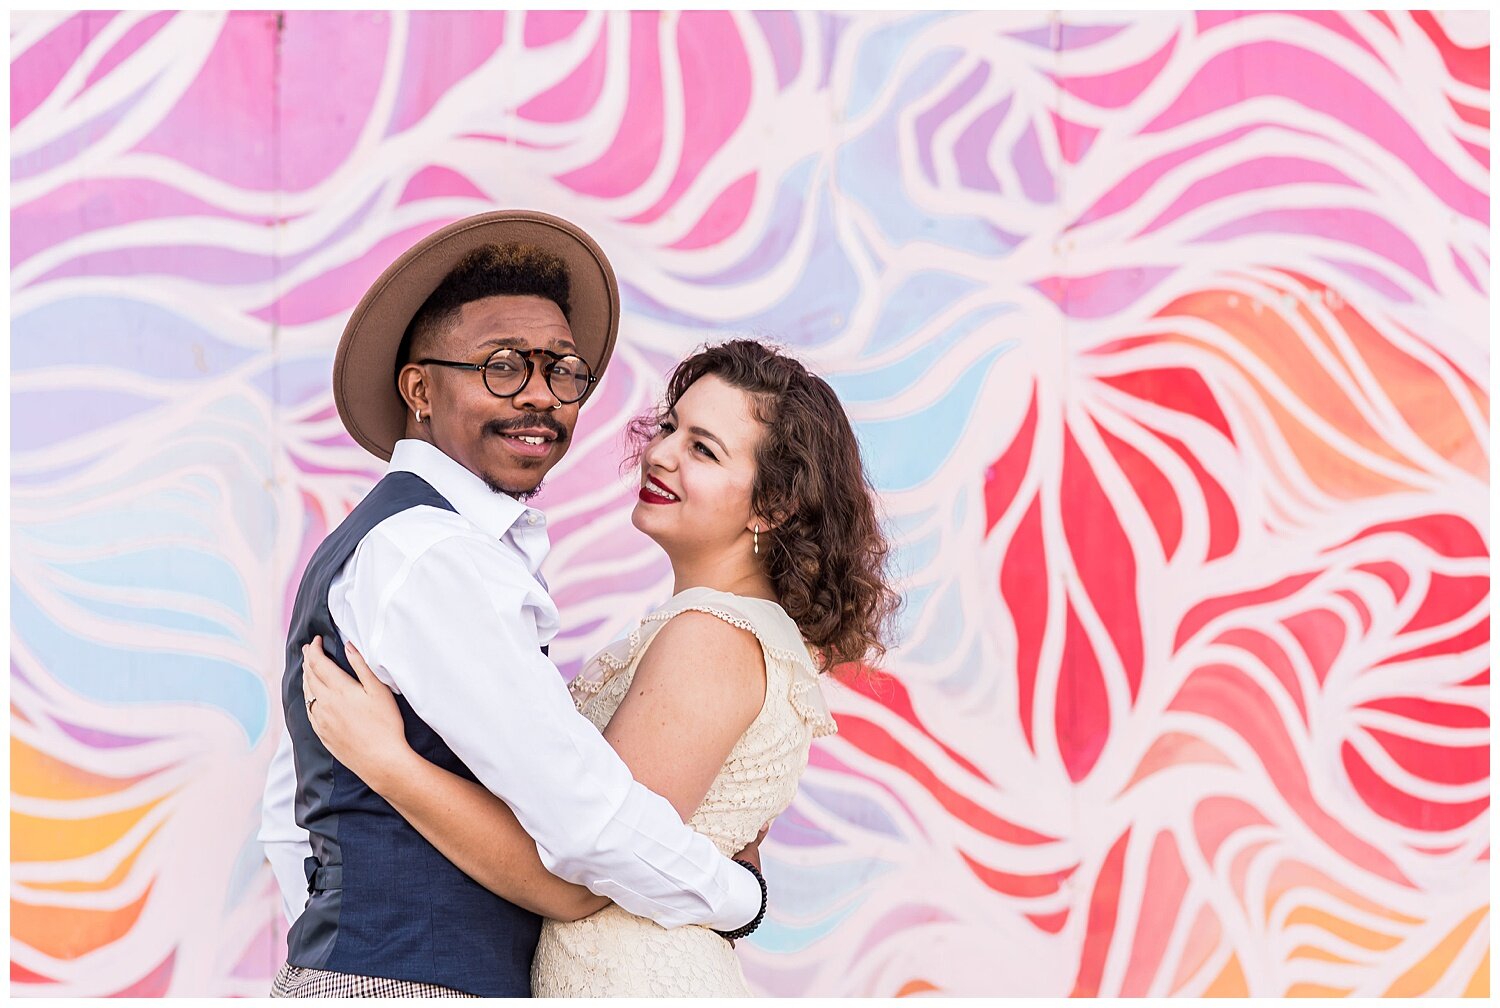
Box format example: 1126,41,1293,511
417,347,599,405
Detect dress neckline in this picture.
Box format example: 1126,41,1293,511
666,584,779,606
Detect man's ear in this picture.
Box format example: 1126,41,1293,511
398,362,431,417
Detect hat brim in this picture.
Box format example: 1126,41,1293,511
333,210,620,461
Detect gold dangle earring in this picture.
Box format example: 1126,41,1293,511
753,525,759,556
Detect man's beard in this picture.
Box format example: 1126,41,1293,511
480,415,567,500
483,474,543,501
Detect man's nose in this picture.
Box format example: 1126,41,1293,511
511,359,561,411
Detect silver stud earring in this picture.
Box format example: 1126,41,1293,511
415,408,423,424
753,525,759,555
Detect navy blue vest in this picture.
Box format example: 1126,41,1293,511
282,471,541,997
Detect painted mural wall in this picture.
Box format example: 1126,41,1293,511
10,10,1489,997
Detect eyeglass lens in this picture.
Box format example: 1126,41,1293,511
483,348,592,403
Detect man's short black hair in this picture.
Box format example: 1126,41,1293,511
396,242,572,373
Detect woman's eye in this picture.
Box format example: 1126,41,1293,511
694,442,717,460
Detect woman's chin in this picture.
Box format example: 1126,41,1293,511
630,503,672,547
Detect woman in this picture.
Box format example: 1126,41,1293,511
299,339,899,995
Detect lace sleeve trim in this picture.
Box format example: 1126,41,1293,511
568,636,635,706
788,674,838,737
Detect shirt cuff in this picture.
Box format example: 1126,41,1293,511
700,859,763,933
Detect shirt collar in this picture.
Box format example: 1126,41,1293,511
387,438,541,542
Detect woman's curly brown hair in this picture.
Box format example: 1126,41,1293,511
628,340,901,673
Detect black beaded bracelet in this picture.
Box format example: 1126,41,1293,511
713,859,768,945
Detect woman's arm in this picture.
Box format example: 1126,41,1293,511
302,639,607,922
597,611,767,820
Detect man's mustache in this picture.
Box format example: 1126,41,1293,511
484,415,569,442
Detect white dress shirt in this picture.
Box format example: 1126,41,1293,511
258,438,759,931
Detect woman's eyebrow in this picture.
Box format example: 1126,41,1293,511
668,408,730,457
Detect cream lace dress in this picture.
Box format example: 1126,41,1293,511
531,587,837,997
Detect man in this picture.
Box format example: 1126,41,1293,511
258,211,766,997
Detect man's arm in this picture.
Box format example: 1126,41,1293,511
335,528,761,931
258,727,311,925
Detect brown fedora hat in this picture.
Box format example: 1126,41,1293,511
333,209,621,461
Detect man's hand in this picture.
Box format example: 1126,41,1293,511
732,821,773,874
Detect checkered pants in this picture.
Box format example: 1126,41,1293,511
271,962,477,998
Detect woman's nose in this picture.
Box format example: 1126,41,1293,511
644,433,679,469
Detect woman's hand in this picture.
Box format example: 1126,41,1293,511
732,821,773,874
301,635,414,790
